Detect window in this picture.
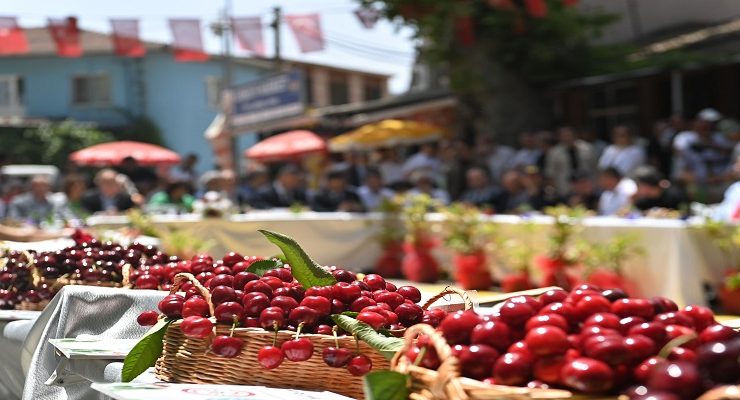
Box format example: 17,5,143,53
329,76,349,105
205,76,222,108
588,82,638,137
0,75,24,116
364,80,383,101
72,75,111,106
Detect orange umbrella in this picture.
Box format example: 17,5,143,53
69,141,181,166
244,130,326,163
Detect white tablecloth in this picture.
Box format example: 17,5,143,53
87,212,731,307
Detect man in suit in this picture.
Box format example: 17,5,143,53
81,169,135,214
311,169,364,212
258,165,308,208
545,127,598,197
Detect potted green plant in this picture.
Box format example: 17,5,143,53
701,221,740,314
400,194,441,283
373,197,405,278
535,205,587,290
494,221,537,292
442,203,494,290
577,233,643,295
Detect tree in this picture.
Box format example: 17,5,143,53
362,0,620,142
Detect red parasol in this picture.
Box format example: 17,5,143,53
69,141,181,167
244,130,326,162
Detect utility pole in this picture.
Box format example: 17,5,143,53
271,6,282,71
211,0,237,172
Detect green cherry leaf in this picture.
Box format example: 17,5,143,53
258,229,336,288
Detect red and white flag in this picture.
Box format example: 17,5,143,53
168,19,208,62
285,14,324,53
231,17,265,56
354,7,380,29
110,19,145,57
48,17,82,57
0,17,28,55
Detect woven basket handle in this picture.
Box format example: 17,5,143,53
171,272,215,316
422,287,474,311
121,264,132,287
391,324,469,400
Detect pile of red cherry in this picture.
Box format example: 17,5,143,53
406,285,739,399
137,252,436,377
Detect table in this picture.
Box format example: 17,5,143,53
88,212,732,307
0,310,41,400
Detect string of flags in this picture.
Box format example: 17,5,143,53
0,7,383,62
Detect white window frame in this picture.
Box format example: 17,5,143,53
205,75,222,109
71,74,111,107
0,75,24,117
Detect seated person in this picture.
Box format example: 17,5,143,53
459,165,502,210
566,171,600,211
496,169,530,213
407,170,450,205
357,168,395,211
259,165,308,208
240,169,271,209
81,169,135,214
7,175,57,225
311,170,364,212
520,165,559,211
632,166,688,212
598,168,636,216
714,154,740,221
148,181,195,213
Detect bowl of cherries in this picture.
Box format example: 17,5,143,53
390,284,740,400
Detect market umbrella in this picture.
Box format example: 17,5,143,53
69,141,181,167
244,130,326,162
329,119,443,152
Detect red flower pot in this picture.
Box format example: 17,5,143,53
535,255,577,291
718,286,740,315
501,272,535,293
401,242,439,283
586,269,637,296
452,251,491,290
374,242,403,278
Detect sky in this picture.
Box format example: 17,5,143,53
4,0,418,93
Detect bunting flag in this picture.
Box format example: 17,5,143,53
48,17,82,57
168,19,208,62
354,7,380,29
454,16,476,47
0,17,28,55
285,14,324,53
110,19,145,57
524,0,548,18
231,16,265,56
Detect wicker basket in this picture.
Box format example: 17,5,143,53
15,299,50,311
154,275,473,399
392,324,577,400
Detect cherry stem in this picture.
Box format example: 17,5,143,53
658,333,698,359
229,315,238,337
272,321,279,346
295,322,304,340
332,326,339,348
413,346,427,367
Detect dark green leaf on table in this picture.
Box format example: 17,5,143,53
259,229,336,288
246,259,284,276
121,319,172,382
364,370,409,400
332,314,403,359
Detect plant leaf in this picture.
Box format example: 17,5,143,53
332,314,403,359
121,319,171,382
364,370,409,400
341,311,359,318
246,259,283,276
259,230,336,288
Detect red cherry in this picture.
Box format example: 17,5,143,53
347,354,372,376
699,324,739,344
582,312,621,330
270,296,299,314
579,325,622,342
628,322,667,347
646,361,701,398
299,295,332,316
538,302,577,325
234,272,260,290
533,355,567,384
566,288,600,305
574,295,611,321
288,306,319,327
180,316,214,339
331,299,345,314
282,337,314,361
221,251,243,266
243,280,273,297
679,305,715,332
539,288,568,304
507,341,533,358
655,312,694,328
333,282,361,304
195,272,215,285
210,285,236,305
242,292,271,317
493,352,532,386
601,288,628,302
618,316,648,334
214,302,244,324
405,345,440,369
439,311,481,345
136,310,159,326
259,306,286,330
314,324,332,335
610,298,654,319
208,274,235,289
331,269,357,283
385,282,397,292
499,301,536,327
633,356,665,383
211,335,244,358
362,274,386,291
582,334,628,365
396,285,422,303
560,357,614,394
525,313,569,333
243,317,260,328
524,326,568,357
322,346,353,367
263,267,293,283
394,303,423,327
305,285,334,300
457,344,499,380
667,347,696,363
357,311,387,330
135,274,159,290
664,324,699,349
471,320,512,351
623,334,657,364
257,345,284,369
348,296,375,312
373,291,405,309
182,296,210,318
650,296,679,313
158,294,185,318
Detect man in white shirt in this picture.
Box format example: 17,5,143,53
672,108,731,183
476,135,514,184
357,169,395,211
402,143,441,179
597,168,637,215
510,132,542,170
545,127,598,197
598,125,646,176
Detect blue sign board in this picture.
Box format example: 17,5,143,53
228,70,305,128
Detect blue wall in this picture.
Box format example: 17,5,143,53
0,52,267,174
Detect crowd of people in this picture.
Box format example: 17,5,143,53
2,108,740,227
